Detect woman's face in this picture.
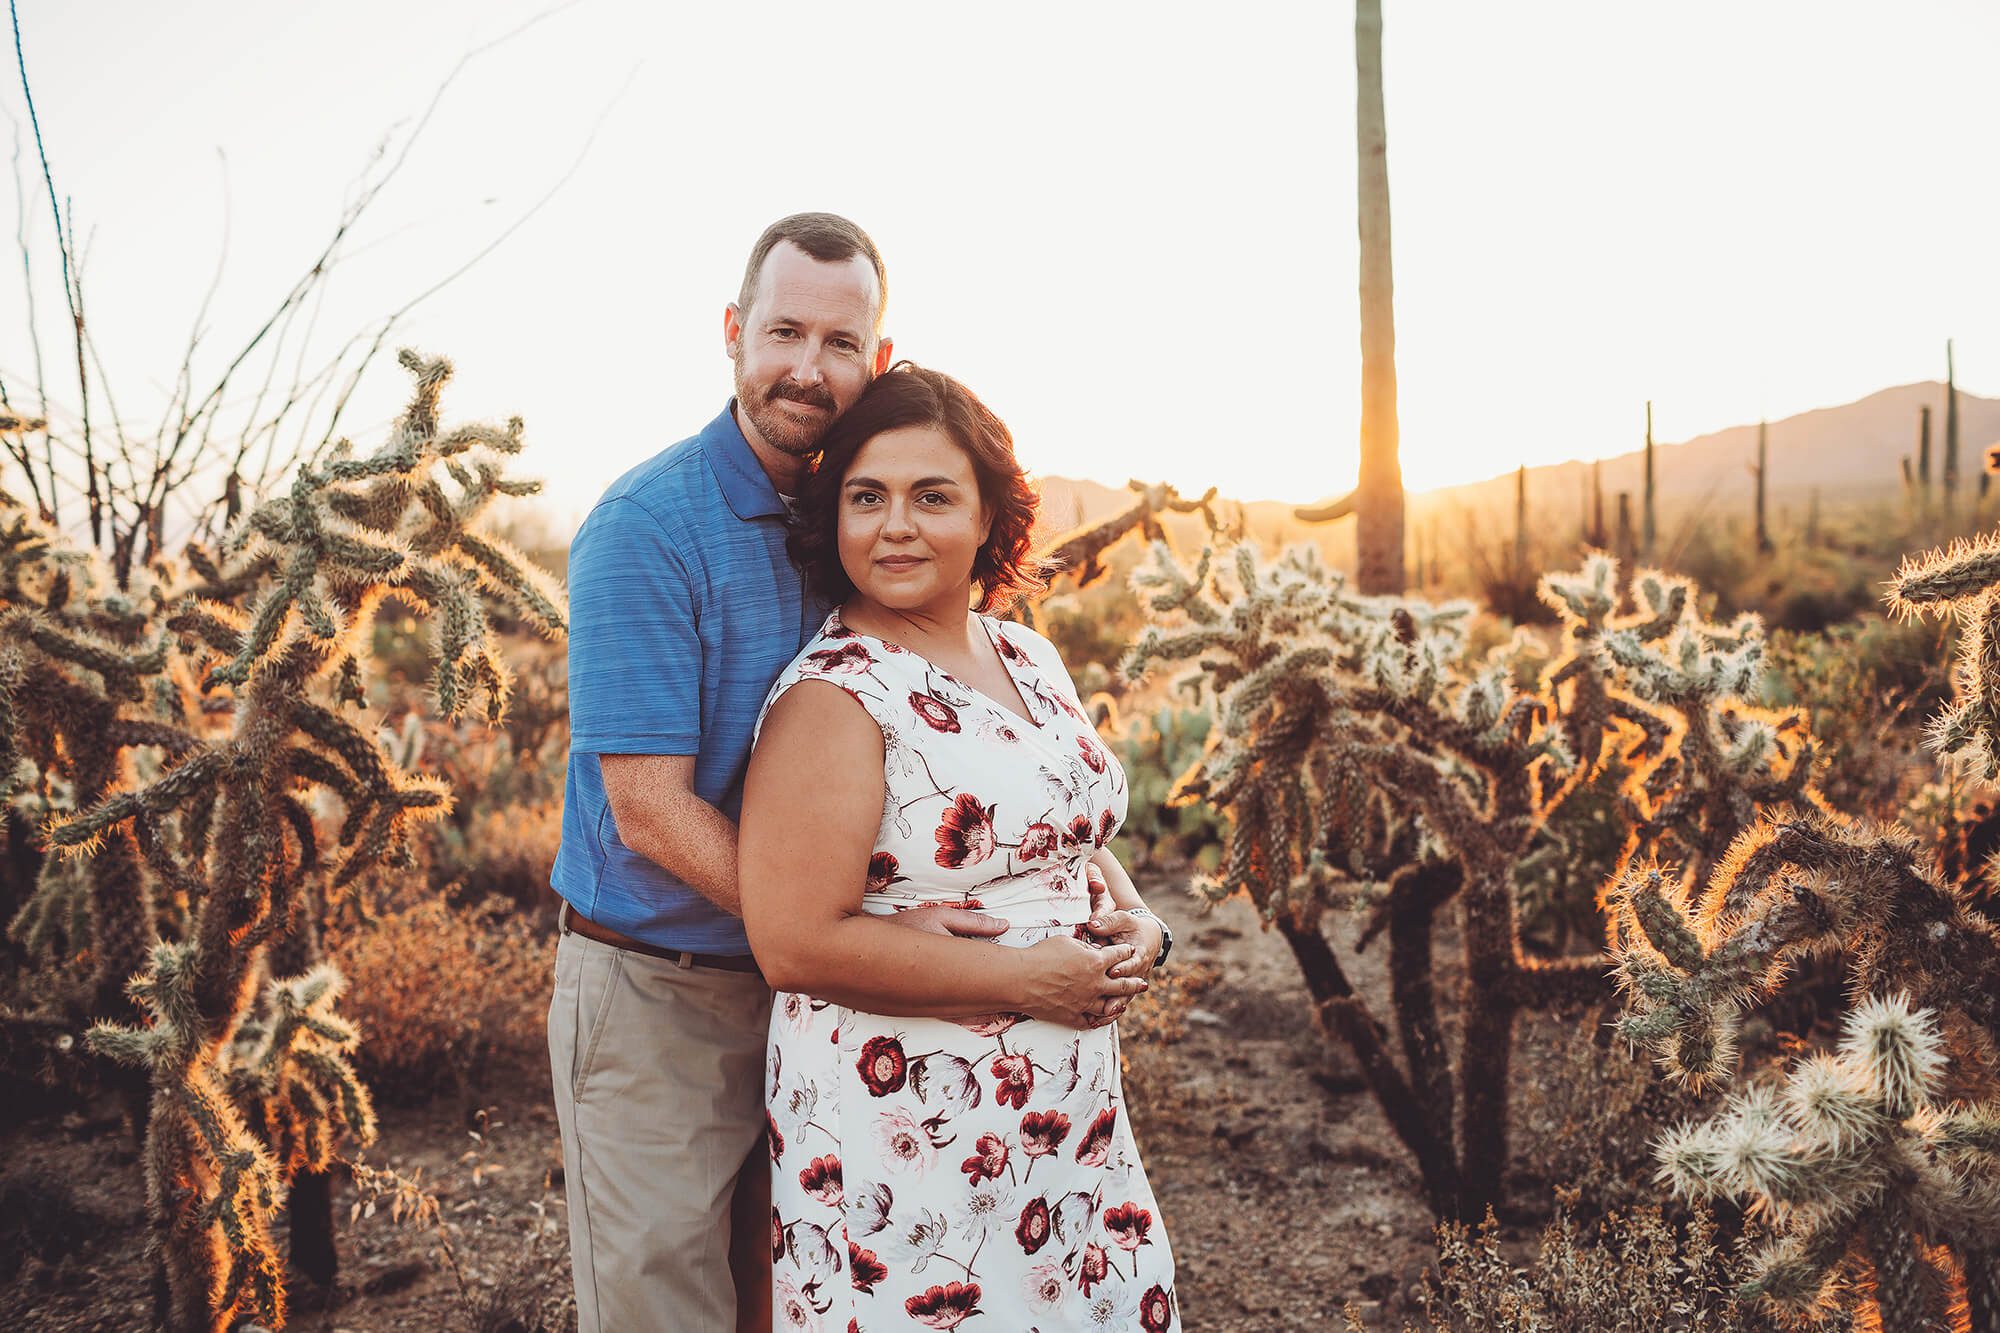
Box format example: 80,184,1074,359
837,425,990,615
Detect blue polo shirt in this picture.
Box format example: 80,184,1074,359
551,402,825,953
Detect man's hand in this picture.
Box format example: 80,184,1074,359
1019,937,1146,1029
880,905,1008,940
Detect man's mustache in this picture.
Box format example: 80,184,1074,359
766,380,835,411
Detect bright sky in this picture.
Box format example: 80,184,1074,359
4,1,1998,534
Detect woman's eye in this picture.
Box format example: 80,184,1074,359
921,492,949,506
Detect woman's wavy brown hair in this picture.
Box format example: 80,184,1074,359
788,363,1050,615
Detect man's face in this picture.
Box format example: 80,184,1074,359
725,242,888,459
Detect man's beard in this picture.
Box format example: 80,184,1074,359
736,357,838,458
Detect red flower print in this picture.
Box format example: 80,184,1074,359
1075,1106,1117,1166
906,1281,983,1329
909,690,962,733
958,1011,1022,1037
1140,1284,1173,1332
766,1110,784,1163
848,1239,887,1293
858,1036,909,1096
934,793,998,868
799,1154,844,1206
995,631,1030,666
1076,1242,1110,1295
1015,1195,1052,1254
991,1052,1034,1109
1077,733,1106,773
770,1206,784,1261
959,1131,1009,1183
1018,821,1059,860
806,642,873,674
867,851,908,892
1064,813,1093,849
1055,691,1088,721
1103,1201,1153,1251
1018,1109,1071,1157
1096,808,1117,848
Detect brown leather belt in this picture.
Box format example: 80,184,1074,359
557,900,764,974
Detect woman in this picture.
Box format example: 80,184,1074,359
740,365,1180,1331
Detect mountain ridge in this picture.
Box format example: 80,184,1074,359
1035,381,2000,535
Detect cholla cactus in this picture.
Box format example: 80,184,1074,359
1606,522,2000,1330
1,351,565,1332
1609,812,2000,1089
1654,996,1998,1328
1124,542,1812,1218
1891,528,2000,781
1036,479,1221,595
1540,554,1820,893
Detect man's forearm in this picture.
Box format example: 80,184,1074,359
621,788,743,916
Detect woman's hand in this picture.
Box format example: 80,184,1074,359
1081,909,1165,980
1018,936,1147,1029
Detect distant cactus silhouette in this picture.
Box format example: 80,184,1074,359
2,351,565,1332
1643,401,1658,560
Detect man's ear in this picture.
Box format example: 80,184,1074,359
724,303,745,358
872,336,895,376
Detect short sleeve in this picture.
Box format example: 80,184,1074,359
566,497,702,755
755,636,901,748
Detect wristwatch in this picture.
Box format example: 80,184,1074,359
1126,906,1173,971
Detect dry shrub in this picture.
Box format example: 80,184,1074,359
1399,1202,1851,1332
331,897,549,1101
1116,959,1218,1113
1511,1020,1725,1216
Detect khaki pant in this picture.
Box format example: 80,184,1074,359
548,929,772,1333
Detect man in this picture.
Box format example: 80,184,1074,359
548,213,1156,1333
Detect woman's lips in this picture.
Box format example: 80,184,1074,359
876,556,926,570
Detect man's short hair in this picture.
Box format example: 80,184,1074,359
736,212,888,333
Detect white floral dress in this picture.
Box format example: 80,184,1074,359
755,608,1180,1333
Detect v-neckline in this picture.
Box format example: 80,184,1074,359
828,608,1046,731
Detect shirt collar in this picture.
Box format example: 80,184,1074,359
700,400,791,521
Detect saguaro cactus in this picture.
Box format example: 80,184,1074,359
3,351,566,1332
1753,419,1772,555
1944,340,1961,513
1643,401,1657,560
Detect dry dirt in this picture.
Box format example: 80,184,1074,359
3,876,1475,1332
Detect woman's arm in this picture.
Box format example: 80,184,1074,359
740,680,1145,1025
